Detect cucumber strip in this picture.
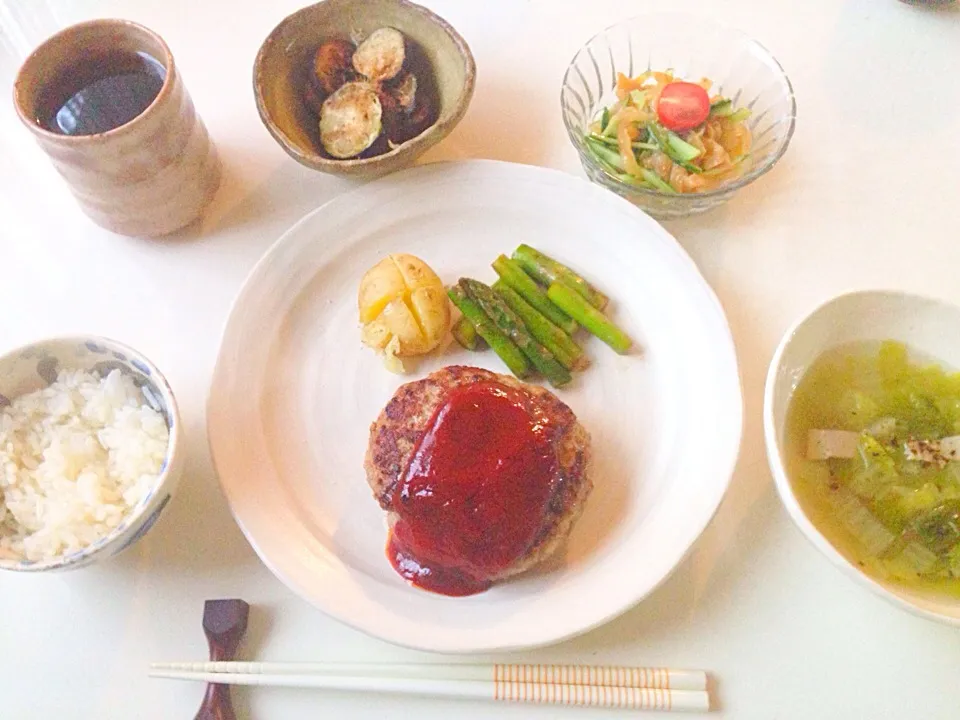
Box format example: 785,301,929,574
602,112,621,138
666,131,702,163
589,134,620,148
594,134,658,152
647,121,702,164
585,136,625,171
614,172,655,189
701,153,750,177
727,107,752,123
709,98,734,117
640,168,676,194
600,107,610,132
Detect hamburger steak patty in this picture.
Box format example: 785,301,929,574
365,365,592,584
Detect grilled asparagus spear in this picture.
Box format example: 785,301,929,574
460,278,571,388
491,255,577,335
451,316,481,351
547,282,632,353
512,245,609,310
448,285,530,378
492,280,588,372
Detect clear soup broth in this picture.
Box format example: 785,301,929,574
786,340,960,598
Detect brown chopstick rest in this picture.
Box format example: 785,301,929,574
194,599,250,720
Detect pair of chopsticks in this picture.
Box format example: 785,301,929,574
150,661,710,712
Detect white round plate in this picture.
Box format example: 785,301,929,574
208,160,742,653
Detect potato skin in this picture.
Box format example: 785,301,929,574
358,257,405,324
377,296,428,355
409,286,450,350
358,254,450,357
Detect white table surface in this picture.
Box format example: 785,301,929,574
2,0,959,717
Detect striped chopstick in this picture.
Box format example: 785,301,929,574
149,662,710,712
152,661,705,690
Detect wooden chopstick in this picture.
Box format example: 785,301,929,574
149,662,710,712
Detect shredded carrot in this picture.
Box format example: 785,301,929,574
648,82,665,112
617,106,648,125
616,72,647,93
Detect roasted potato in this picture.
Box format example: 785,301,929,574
359,254,450,357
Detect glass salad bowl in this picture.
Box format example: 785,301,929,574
561,13,796,220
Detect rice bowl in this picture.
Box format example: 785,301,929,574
0,337,182,571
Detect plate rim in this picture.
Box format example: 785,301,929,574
207,159,744,653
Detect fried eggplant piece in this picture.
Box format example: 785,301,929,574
312,39,355,94
352,27,405,83
319,81,382,158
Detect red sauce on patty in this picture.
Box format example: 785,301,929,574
387,381,559,596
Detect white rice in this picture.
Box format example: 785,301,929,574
0,368,169,563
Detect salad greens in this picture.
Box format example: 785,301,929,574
584,70,752,194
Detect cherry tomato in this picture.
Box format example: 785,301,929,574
656,82,710,132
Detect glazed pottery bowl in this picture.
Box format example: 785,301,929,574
254,0,475,179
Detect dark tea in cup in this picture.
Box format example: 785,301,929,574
37,49,167,136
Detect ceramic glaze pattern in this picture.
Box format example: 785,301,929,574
0,336,182,572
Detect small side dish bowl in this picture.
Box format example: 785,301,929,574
561,12,796,220
254,0,475,179
764,290,960,626
0,336,183,572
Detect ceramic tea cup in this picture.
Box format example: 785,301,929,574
13,19,221,237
